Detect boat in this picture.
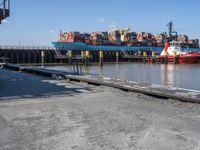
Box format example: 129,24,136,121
52,22,200,61
158,41,200,64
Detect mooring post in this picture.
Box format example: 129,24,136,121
116,51,119,63
85,50,90,66
81,51,85,58
151,51,155,63
68,50,72,64
143,51,147,63
41,50,45,66
99,50,104,66
81,50,85,64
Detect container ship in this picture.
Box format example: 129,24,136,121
52,23,199,53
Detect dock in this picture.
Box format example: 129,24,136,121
4,64,200,103
0,45,154,65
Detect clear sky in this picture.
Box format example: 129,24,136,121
0,0,200,46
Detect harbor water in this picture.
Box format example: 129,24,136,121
45,63,200,91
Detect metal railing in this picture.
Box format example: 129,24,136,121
0,45,55,50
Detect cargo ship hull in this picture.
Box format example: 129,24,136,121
52,42,199,53
52,41,163,51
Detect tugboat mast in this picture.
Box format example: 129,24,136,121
167,21,177,41
167,21,173,41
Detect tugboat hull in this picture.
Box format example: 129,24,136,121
158,53,200,64
178,53,200,64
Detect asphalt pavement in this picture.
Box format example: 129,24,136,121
1,68,200,150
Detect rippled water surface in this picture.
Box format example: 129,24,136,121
45,63,200,91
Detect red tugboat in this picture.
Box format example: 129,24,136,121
158,41,200,64
157,21,200,64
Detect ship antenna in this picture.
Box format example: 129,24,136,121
167,21,173,41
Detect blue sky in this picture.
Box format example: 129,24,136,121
0,0,200,46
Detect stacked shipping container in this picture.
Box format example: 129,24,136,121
90,32,103,45
102,32,109,45
108,30,121,45
59,30,199,48
127,32,137,46
60,32,83,43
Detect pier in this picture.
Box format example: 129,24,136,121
0,45,160,65
1,0,200,149
4,64,200,103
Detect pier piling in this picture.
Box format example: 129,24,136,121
143,51,147,63
85,50,90,66
68,50,72,64
81,51,85,59
151,51,155,63
99,51,104,66
116,51,119,63
41,50,45,66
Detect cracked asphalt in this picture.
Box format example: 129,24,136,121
1,68,200,150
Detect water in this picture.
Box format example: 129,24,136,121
45,63,200,91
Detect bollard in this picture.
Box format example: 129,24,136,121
99,51,104,66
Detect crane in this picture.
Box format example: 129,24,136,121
0,0,10,65
0,0,10,24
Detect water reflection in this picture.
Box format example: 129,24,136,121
161,64,177,86
45,63,200,90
